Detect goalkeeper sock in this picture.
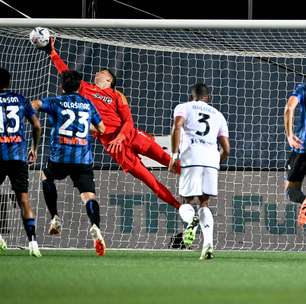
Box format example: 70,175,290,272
86,200,100,228
198,207,214,247
42,179,58,218
22,218,36,241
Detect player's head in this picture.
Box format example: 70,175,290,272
0,67,10,90
94,68,116,89
191,83,210,102
61,70,82,94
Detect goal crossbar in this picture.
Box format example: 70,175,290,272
2,18,306,29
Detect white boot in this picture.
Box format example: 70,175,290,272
29,241,42,257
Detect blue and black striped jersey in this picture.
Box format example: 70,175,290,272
289,83,306,153
41,93,101,164
0,90,35,161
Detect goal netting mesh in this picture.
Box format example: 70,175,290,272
1,21,306,251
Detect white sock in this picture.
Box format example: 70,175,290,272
198,207,214,248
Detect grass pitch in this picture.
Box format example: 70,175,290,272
1,250,306,304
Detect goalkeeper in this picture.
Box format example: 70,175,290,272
40,38,181,210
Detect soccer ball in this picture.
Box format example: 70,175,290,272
29,27,50,48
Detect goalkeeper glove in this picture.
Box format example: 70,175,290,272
40,37,54,55
107,133,126,155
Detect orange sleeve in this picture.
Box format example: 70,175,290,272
50,49,69,74
117,91,135,140
50,50,89,91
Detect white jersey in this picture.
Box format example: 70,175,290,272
174,100,229,169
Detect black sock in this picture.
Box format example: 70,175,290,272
42,179,58,218
85,200,100,227
22,218,36,241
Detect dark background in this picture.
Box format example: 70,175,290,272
0,0,305,19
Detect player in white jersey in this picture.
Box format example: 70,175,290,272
169,83,230,259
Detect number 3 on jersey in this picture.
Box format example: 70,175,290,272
59,109,89,138
195,112,210,136
0,106,20,133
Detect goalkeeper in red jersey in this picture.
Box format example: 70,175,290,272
41,39,181,209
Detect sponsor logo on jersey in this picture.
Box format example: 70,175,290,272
0,135,22,143
190,138,215,145
92,93,112,104
59,136,88,145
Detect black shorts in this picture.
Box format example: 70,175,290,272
286,151,306,182
43,161,96,194
0,160,28,193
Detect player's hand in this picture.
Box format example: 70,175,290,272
28,148,37,164
107,134,125,155
168,158,179,173
41,37,55,55
288,135,303,149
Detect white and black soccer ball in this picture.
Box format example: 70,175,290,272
29,27,50,48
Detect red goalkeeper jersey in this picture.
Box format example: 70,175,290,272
50,51,136,143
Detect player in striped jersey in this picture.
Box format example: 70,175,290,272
169,83,230,259
0,67,42,257
32,70,107,256
38,38,181,210
284,83,306,227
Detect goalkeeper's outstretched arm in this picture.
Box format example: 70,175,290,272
47,38,69,74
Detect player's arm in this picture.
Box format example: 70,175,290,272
284,95,303,149
218,136,230,162
169,115,185,173
43,38,69,74
26,108,41,163
23,98,41,163
218,116,230,163
90,121,105,135
90,105,106,135
107,91,134,154
47,39,89,91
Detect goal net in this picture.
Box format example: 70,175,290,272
0,19,306,251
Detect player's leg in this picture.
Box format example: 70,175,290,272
286,180,306,226
15,192,41,257
198,196,214,260
129,158,181,209
198,168,218,260
101,135,180,208
132,130,180,174
0,234,7,252
72,165,106,256
42,163,62,235
0,167,7,252
9,161,41,257
179,167,204,246
285,152,306,226
181,197,199,247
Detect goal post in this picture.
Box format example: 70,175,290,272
1,19,306,251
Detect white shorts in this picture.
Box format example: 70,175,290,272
179,166,218,197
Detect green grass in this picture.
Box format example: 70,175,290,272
1,249,306,304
